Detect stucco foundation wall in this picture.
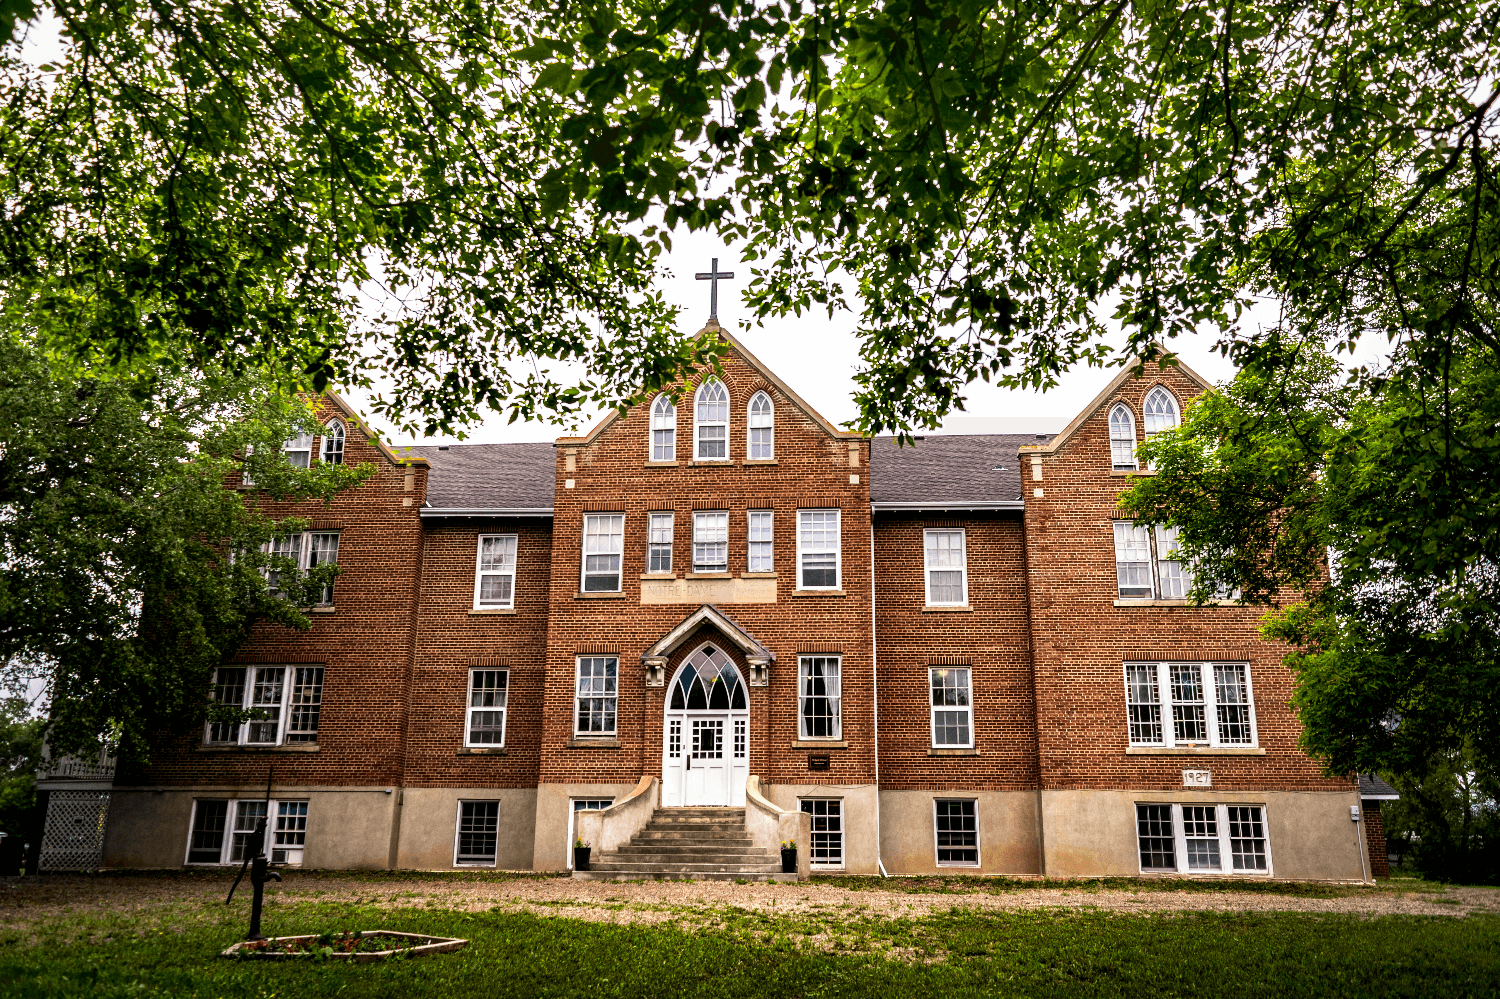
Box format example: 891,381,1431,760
103,787,398,870
1040,788,1366,880
879,790,1042,875
763,783,880,875
396,787,538,870
533,783,638,871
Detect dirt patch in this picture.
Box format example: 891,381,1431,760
4,871,1497,933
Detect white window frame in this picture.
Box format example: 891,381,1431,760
454,799,501,867
797,655,841,739
283,431,314,468
747,391,774,460
694,379,730,461
692,510,729,573
648,512,674,573
933,798,980,867
321,419,346,464
923,529,968,606
265,531,339,605
580,514,624,592
799,798,845,870
1143,386,1181,437
1114,521,1232,602
574,656,619,736
473,534,518,609
185,798,310,866
748,510,773,573
465,668,509,747
796,508,841,590
1135,802,1273,875
1122,661,1259,748
1109,403,1138,471
929,667,974,748
204,665,324,747
650,394,677,462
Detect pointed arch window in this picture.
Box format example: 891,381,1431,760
748,391,774,460
1143,388,1180,437
668,646,747,711
321,420,346,464
650,395,676,462
695,380,729,460
1109,405,1138,471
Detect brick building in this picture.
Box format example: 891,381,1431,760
102,325,1381,880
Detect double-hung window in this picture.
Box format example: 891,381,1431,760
798,656,841,739
455,801,499,866
650,394,677,461
800,799,844,869
924,529,967,605
1123,661,1257,748
466,669,508,746
283,432,314,468
187,798,310,865
581,514,624,592
648,512,674,573
748,391,774,459
321,420,345,464
797,509,840,589
266,531,340,605
1136,803,1271,875
695,380,729,460
930,667,973,748
934,799,979,865
474,534,518,608
205,665,324,746
575,657,618,735
748,510,773,572
693,511,729,572
1113,521,1215,601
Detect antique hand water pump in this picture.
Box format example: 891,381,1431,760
225,768,281,940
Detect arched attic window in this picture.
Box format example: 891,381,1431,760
650,394,676,462
1109,404,1137,471
1143,387,1180,437
321,419,346,464
695,380,729,460
747,391,774,460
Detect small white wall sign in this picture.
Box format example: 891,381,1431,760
1182,769,1213,787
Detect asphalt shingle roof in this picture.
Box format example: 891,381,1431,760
1358,774,1401,799
409,442,556,511
869,434,1052,507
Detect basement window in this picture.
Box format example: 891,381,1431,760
186,798,309,865
1136,803,1271,875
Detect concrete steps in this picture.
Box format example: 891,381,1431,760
572,806,790,882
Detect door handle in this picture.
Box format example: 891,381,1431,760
686,756,691,770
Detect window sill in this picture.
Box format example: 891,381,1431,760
575,591,626,599
686,572,733,579
640,572,677,580
1126,746,1266,756
1110,469,1156,477
928,747,980,756
309,606,336,614
923,604,972,612
792,589,846,597
643,460,680,468
468,608,517,616
742,572,778,579
457,747,508,755
791,740,847,749
1113,599,1241,607
743,459,779,466
197,743,320,753
688,459,733,467
567,737,621,748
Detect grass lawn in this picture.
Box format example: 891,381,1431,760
1,891,1497,999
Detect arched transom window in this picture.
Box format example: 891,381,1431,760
695,380,729,460
1109,404,1137,471
747,391,774,460
670,645,747,711
1143,388,1180,437
321,420,346,464
650,394,676,462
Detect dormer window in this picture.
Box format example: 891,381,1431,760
321,420,346,464
1109,405,1137,471
748,391,774,460
283,432,314,468
695,380,729,460
650,394,676,461
1143,388,1180,437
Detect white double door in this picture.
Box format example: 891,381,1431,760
664,712,747,807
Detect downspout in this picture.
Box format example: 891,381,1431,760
1353,800,1371,883
870,513,888,877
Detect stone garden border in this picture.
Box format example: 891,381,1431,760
220,930,468,962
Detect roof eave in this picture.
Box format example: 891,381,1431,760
419,507,555,518
871,501,1025,512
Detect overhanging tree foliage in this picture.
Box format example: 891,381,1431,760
0,333,376,759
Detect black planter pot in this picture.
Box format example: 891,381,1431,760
574,847,592,872
780,848,797,874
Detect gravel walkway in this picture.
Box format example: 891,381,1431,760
4,872,1497,932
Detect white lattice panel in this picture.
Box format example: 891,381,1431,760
39,791,111,871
